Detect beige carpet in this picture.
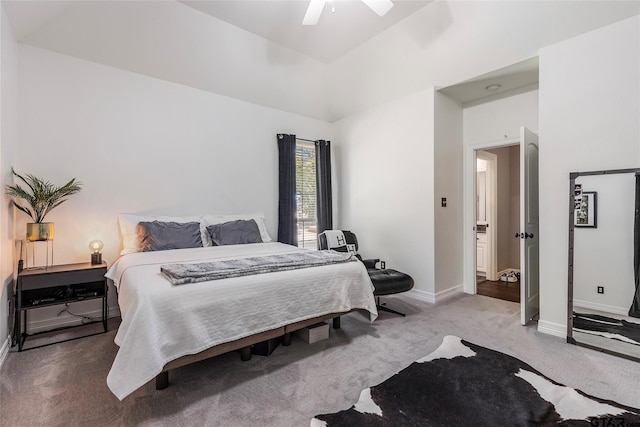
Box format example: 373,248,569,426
2,294,639,426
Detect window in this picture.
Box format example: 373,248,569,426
296,141,317,248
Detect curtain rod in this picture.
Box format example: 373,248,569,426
297,138,331,143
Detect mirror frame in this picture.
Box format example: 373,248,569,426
567,167,640,362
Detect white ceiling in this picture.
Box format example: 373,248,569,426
2,1,74,40
179,1,430,63
4,0,431,64
2,1,638,121
439,57,540,105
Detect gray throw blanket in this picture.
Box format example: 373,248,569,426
161,250,356,285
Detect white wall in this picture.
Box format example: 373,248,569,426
11,1,639,123
20,1,330,122
18,45,333,265
573,174,636,315
434,92,463,295
0,4,19,359
539,15,640,335
16,45,333,329
334,89,435,298
463,89,539,145
329,1,639,121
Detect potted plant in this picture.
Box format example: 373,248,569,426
5,168,82,241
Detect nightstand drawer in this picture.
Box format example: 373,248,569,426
20,269,106,290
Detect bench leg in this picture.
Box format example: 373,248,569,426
377,297,406,317
156,371,169,390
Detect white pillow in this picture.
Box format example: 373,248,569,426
200,213,272,244
118,214,210,255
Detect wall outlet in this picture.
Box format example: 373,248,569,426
380,261,386,269
597,286,604,294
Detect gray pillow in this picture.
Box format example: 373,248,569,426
206,219,263,246
137,221,203,252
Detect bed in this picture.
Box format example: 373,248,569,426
105,214,378,400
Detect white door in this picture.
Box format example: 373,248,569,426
476,233,487,275
520,127,539,325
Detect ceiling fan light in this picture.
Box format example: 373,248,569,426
361,0,394,17
303,0,326,25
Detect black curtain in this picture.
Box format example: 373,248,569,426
277,134,297,246
315,140,333,235
629,172,640,318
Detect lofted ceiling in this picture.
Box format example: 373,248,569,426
179,0,431,63
2,1,639,121
4,0,431,64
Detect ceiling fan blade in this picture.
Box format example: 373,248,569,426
361,0,394,17
303,0,326,25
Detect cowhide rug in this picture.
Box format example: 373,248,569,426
311,336,640,426
573,312,640,346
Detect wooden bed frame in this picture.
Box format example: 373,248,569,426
155,311,347,390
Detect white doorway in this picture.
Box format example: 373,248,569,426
475,150,498,282
464,127,540,325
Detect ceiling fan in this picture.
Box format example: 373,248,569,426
303,0,394,25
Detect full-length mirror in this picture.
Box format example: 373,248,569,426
568,168,640,361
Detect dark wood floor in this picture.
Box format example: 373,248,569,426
476,276,520,303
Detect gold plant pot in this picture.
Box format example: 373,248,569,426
26,222,54,242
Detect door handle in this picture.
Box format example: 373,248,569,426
516,232,535,239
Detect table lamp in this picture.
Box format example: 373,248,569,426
89,239,104,264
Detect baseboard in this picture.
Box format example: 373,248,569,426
435,284,464,302
573,299,629,317
537,319,566,338
407,288,435,304
0,334,10,372
27,306,121,334
406,284,464,305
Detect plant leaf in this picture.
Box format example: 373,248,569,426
5,169,82,222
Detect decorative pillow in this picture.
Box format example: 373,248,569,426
206,219,263,246
137,221,203,252
118,214,210,255
201,213,272,243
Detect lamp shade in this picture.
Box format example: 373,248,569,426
89,239,104,253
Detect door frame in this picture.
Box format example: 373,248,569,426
463,138,519,295
476,150,498,281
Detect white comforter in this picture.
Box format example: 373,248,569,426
105,242,377,400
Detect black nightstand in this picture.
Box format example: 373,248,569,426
14,262,108,351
